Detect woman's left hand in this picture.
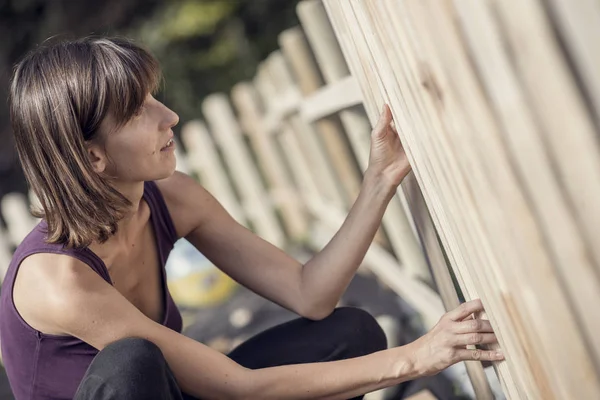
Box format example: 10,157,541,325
367,104,411,188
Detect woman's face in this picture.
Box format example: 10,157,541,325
90,94,180,183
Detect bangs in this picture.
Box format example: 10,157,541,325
9,35,164,247
91,37,162,128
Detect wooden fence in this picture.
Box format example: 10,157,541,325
2,0,599,398
321,0,600,399
181,1,491,397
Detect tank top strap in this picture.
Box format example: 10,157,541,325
6,222,112,285
5,180,177,286
142,181,178,246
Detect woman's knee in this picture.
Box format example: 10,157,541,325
77,338,180,400
105,337,162,358
326,307,388,354
93,337,165,376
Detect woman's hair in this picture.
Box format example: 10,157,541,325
9,36,162,248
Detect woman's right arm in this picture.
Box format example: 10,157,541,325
15,254,503,400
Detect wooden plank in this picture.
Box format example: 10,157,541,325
277,30,364,208
543,0,600,126
299,76,362,122
173,136,191,175
1,193,36,247
296,0,433,286
181,120,247,226
371,1,541,396
324,1,529,398
487,0,600,368
256,60,347,210
364,3,584,396
403,176,493,400
253,56,444,326
324,0,600,397
326,2,512,396
0,224,12,282
450,1,600,397
202,94,286,247
261,88,302,136
254,64,325,211
231,82,309,241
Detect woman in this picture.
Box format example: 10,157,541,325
0,36,503,400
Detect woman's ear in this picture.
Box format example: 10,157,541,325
86,143,107,174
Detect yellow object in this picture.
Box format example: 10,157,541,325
168,267,238,308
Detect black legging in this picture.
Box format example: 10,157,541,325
74,307,396,400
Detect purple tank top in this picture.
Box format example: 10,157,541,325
0,181,183,400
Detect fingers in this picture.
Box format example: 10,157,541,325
372,104,393,136
390,121,399,136
446,299,484,321
455,348,504,362
453,333,499,346
453,318,494,334
380,103,392,122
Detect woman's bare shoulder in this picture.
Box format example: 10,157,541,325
14,251,176,350
154,171,216,238
13,252,106,335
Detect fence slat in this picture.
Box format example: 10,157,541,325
276,32,363,207
231,82,309,241
276,34,390,248
181,120,247,225
324,0,600,397
260,54,347,210
295,0,432,283
485,0,600,368
202,95,285,247
1,193,36,247
543,0,600,125
254,57,446,327
326,1,529,398
0,225,13,282
299,76,362,122
403,176,494,400
451,1,600,396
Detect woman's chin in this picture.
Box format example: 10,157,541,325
158,167,177,181
143,166,177,182
162,156,178,175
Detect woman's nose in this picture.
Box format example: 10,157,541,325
161,106,179,130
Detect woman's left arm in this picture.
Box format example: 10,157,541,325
160,104,409,320
299,104,410,317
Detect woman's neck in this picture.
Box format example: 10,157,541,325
112,180,145,222
89,180,147,257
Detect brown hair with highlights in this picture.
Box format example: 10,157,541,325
9,36,162,248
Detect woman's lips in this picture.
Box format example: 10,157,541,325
161,138,175,151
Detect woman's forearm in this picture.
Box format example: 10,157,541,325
300,169,398,316
149,322,416,400
244,346,417,400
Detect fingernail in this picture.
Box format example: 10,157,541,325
496,351,504,358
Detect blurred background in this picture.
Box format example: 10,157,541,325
0,1,489,399
0,0,304,198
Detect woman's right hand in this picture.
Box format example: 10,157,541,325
407,299,505,377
